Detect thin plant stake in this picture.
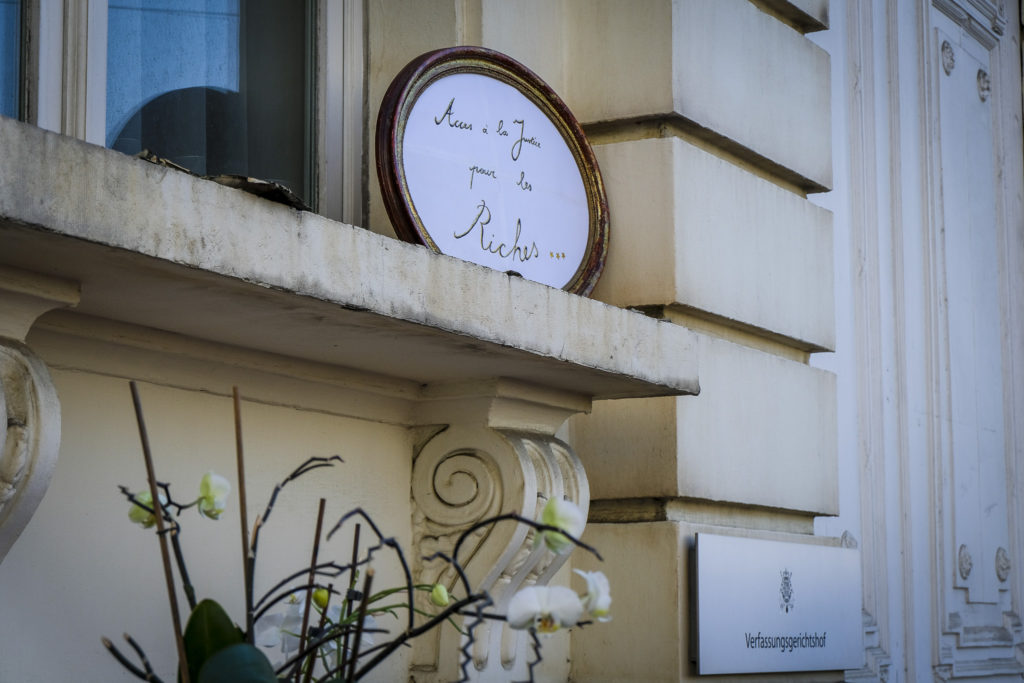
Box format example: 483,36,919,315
233,387,254,642
339,523,361,665
345,568,375,683
129,381,190,683
297,497,327,683
312,582,334,681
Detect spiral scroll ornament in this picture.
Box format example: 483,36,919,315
0,340,61,562
410,425,588,680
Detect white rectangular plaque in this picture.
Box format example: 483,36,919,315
696,533,863,674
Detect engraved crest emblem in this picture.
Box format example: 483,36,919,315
780,568,794,613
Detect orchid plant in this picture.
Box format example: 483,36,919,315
105,383,611,682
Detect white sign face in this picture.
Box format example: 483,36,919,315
401,73,589,289
696,533,863,675
377,47,607,295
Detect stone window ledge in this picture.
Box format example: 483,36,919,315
0,117,698,403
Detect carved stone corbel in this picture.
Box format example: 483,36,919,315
410,381,590,681
0,266,78,562
0,340,63,561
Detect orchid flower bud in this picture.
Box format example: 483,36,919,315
430,583,450,607
128,490,167,528
197,470,230,519
538,497,585,554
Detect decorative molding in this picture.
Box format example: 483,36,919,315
316,0,365,225
946,610,1014,646
941,39,956,75
958,544,973,580
0,267,76,564
965,0,1007,34
928,2,1021,675
30,312,421,427
996,547,1010,582
409,383,590,680
977,69,991,100
0,266,80,343
938,611,1024,678
933,0,1006,49
0,340,62,562
936,658,1024,680
59,0,107,144
844,2,1021,680
845,610,891,682
844,4,898,678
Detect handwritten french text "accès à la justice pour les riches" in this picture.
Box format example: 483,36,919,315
432,96,555,264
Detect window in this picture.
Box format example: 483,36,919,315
0,0,19,118
106,0,312,203
26,0,363,221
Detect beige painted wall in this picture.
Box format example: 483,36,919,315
0,0,845,680
0,343,414,682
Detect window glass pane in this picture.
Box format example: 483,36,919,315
107,0,309,202
0,0,20,118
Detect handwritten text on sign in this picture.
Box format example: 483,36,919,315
401,73,589,289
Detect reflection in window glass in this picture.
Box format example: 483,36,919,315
0,0,19,118
107,0,310,202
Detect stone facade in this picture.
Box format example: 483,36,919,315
1,1,1022,682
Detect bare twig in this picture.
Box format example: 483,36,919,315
327,508,416,632
254,560,369,620
122,633,157,676
451,512,603,564
513,628,543,683
102,636,166,682
349,592,493,682
251,456,343,563
129,382,190,683
455,595,493,683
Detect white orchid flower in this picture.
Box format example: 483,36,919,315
537,497,585,554
127,490,167,528
256,591,374,666
255,593,307,656
197,470,230,519
506,585,583,633
574,569,612,621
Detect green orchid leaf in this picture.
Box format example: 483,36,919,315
182,599,244,683
196,643,277,683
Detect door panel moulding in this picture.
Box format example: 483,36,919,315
933,0,1007,48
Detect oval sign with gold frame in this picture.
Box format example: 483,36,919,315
376,47,608,296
